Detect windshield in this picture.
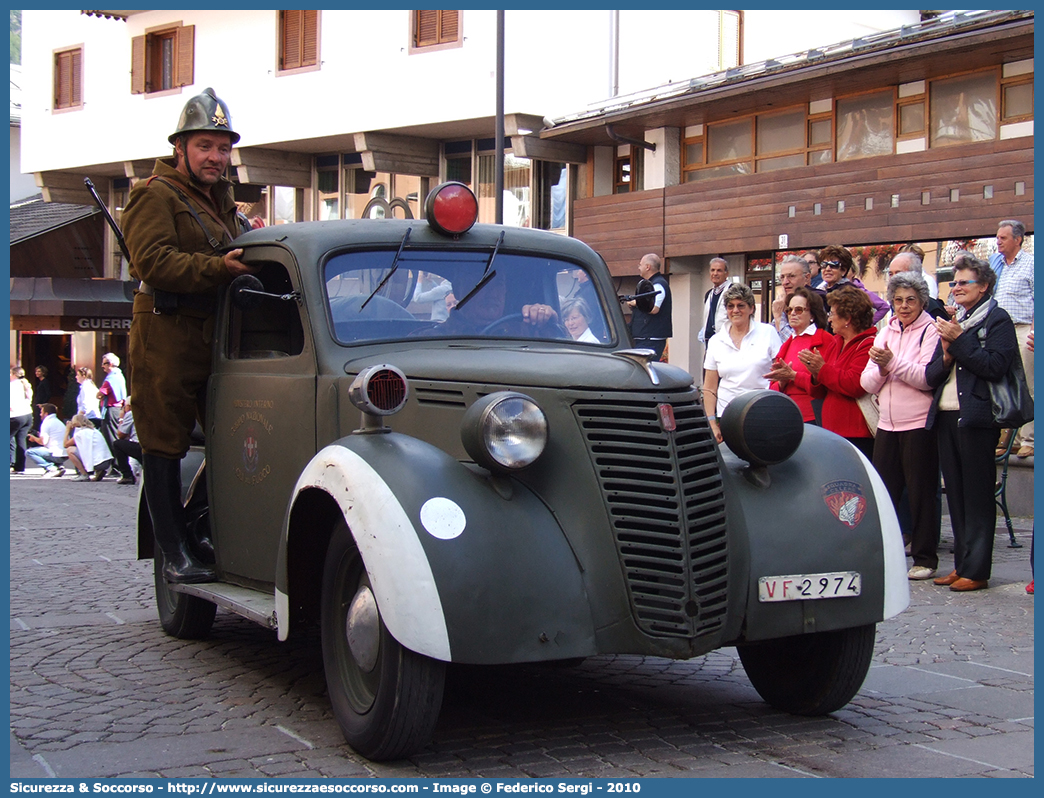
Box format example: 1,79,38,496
324,249,611,345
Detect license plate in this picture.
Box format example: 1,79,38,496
758,571,861,602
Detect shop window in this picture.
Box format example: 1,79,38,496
131,23,194,95
1002,77,1033,123
836,90,894,161
278,10,319,73
686,107,833,180
274,186,302,224
445,140,473,185
475,152,531,225
929,72,997,146
614,152,632,194
532,162,567,231
755,110,805,173
53,46,82,110
411,10,462,53
316,154,339,220
898,100,926,137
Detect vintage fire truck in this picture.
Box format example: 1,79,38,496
139,182,909,761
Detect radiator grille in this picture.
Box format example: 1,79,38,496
574,397,728,639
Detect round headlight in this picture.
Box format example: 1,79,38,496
461,392,548,472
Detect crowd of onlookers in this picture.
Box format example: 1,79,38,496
700,219,1033,595
10,353,140,485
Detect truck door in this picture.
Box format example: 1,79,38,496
208,260,316,586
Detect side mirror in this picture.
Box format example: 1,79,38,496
230,274,266,310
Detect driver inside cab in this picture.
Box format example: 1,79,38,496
439,272,562,337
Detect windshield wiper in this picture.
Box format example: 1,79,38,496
453,231,505,311
360,227,412,311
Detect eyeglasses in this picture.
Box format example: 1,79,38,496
949,280,979,287
820,261,843,269
787,306,809,314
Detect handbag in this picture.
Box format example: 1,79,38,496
989,353,1034,428
855,392,880,437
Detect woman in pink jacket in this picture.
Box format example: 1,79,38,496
860,271,941,581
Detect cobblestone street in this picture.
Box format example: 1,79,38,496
8,470,1034,779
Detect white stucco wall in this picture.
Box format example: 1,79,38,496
10,125,39,202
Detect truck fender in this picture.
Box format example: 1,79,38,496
853,444,910,621
721,426,909,642
276,444,451,658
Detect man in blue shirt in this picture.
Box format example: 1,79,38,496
991,219,1034,457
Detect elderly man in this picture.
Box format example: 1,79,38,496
772,255,825,341
888,252,948,320
991,219,1034,457
628,253,672,360
698,257,730,349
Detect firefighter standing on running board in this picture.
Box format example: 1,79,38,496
122,87,256,584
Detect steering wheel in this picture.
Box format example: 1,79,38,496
479,313,524,336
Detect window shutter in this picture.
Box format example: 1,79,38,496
55,52,67,106
302,10,318,66
55,48,83,108
440,10,459,43
70,49,82,106
281,10,302,69
415,10,439,47
175,24,194,87
131,35,145,94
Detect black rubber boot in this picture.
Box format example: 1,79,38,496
143,453,216,584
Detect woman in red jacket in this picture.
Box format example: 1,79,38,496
764,287,833,424
799,285,877,458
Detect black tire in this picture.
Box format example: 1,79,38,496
153,554,217,639
737,623,876,715
321,521,445,761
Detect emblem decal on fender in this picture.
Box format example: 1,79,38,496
822,480,867,528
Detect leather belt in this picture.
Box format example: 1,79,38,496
138,281,216,315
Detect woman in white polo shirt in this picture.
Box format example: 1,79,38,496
703,283,782,443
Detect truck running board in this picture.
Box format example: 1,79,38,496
170,582,277,630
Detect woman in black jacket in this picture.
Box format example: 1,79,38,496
926,254,1016,592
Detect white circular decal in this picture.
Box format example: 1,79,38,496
420,497,467,540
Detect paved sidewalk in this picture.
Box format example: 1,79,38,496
8,467,1034,778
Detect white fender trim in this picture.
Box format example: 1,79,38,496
853,446,911,620
284,445,451,660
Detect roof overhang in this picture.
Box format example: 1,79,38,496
542,10,1034,146
10,277,135,318
80,10,141,21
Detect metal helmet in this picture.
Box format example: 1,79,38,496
168,87,240,145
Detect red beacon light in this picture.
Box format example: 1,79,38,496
425,181,479,237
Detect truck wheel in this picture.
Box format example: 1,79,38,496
737,623,875,715
153,555,217,639
321,522,446,761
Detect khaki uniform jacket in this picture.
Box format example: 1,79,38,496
122,159,240,318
